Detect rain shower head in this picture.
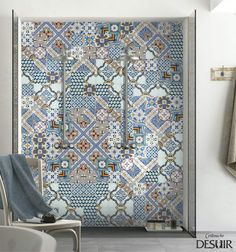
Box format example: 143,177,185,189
118,53,139,61
118,45,140,61
55,45,74,62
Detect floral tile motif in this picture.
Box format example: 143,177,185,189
21,20,183,227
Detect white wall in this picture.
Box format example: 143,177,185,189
0,0,236,231
197,13,236,231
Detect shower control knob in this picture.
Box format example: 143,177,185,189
62,143,68,149
69,143,74,149
54,143,60,149
116,143,122,149
130,143,136,149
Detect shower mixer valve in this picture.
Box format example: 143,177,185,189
118,143,135,158
54,141,74,149
116,143,136,150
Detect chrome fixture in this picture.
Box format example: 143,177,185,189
118,45,139,151
54,142,74,150
54,45,73,149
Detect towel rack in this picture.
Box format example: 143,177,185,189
211,66,236,81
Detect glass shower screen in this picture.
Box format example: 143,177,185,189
12,16,196,232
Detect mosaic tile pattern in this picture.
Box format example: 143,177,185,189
21,20,183,227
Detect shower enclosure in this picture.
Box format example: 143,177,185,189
12,12,196,236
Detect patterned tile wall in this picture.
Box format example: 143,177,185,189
21,20,183,226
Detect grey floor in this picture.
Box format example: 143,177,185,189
54,228,236,252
